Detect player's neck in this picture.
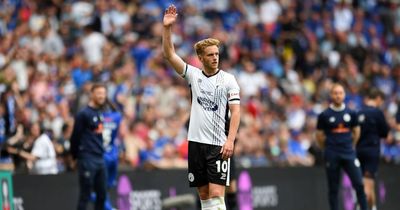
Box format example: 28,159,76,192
329,103,345,111
88,101,101,110
202,68,219,77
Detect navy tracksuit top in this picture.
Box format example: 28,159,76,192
317,106,358,155
357,104,389,150
71,106,105,160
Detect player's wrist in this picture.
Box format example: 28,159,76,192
163,24,171,27
226,138,235,143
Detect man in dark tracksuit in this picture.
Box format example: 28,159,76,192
316,83,367,210
357,88,389,210
71,83,108,210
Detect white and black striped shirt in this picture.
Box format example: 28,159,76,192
182,64,240,146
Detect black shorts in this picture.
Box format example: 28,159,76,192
188,141,232,187
357,149,379,179
230,155,237,181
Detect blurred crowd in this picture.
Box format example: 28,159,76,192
1,0,400,174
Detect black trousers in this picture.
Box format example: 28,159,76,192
77,158,107,210
324,150,367,210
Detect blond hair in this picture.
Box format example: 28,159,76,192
193,38,220,56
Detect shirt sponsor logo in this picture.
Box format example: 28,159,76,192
197,97,218,111
331,123,350,133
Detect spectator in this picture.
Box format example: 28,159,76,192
8,122,58,175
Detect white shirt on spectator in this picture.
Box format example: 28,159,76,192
71,1,94,27
43,30,65,58
81,32,106,65
334,6,353,32
31,133,58,175
10,60,28,91
109,9,130,36
243,2,260,25
286,108,306,131
260,0,282,24
29,14,46,32
238,71,268,99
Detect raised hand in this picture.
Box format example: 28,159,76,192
163,4,178,27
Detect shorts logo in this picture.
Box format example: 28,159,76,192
188,173,195,182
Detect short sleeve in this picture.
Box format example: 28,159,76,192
351,110,359,127
227,75,240,105
316,113,325,130
181,64,197,84
378,110,389,138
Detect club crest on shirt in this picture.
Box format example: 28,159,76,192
354,158,361,167
358,114,365,123
93,115,104,123
343,113,351,122
329,117,335,123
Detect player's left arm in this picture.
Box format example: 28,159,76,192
221,75,241,160
351,110,360,146
315,130,326,149
351,126,360,146
315,112,326,149
221,104,240,160
378,110,389,138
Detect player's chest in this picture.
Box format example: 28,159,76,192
192,77,227,97
324,112,353,128
87,113,104,133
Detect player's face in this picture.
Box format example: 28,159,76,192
375,96,384,107
330,85,345,105
91,87,107,107
199,45,219,71
30,123,40,137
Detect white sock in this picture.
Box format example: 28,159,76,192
202,197,226,210
201,199,212,210
372,205,377,210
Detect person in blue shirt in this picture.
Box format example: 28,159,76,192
101,102,123,210
316,83,367,210
71,83,108,210
357,88,389,210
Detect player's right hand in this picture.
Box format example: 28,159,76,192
163,5,178,27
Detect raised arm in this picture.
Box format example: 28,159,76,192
162,5,185,75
